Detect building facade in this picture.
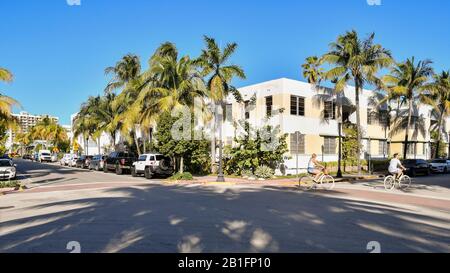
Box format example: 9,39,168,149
222,78,450,175
6,111,59,150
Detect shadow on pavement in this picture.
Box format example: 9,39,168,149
0,184,449,253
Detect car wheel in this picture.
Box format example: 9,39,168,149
444,167,448,174
144,168,153,179
131,167,138,177
115,165,123,175
426,169,431,176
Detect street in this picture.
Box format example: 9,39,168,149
1,159,449,253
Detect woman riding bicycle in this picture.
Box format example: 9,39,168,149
308,153,328,182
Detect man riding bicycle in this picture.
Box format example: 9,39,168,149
308,153,328,182
388,153,406,180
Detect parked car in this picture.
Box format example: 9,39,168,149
429,159,448,173
0,154,11,160
131,153,174,179
89,155,107,171
51,153,59,163
104,151,137,175
38,150,52,163
22,154,32,160
402,159,431,176
60,154,72,166
67,154,79,167
0,159,16,180
75,155,93,169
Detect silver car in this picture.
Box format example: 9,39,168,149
0,159,16,180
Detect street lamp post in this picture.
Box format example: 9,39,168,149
294,131,301,177
216,101,225,182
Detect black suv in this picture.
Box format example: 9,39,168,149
104,151,137,175
75,155,93,169
402,159,431,176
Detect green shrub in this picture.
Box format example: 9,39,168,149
241,169,253,177
169,172,193,181
254,165,275,179
0,181,20,188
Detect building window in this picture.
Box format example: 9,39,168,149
379,140,387,155
367,109,375,125
226,137,233,146
244,101,250,120
290,133,305,154
323,137,336,154
378,110,389,126
404,143,416,155
225,103,233,122
290,95,305,116
422,143,427,155
265,96,273,117
324,101,336,119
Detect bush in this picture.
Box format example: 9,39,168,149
254,165,275,179
0,181,20,188
169,172,193,181
241,169,253,177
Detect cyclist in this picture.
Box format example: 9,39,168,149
388,153,406,180
308,153,328,182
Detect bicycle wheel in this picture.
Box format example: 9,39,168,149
384,176,395,190
320,175,335,190
299,176,315,191
399,175,411,189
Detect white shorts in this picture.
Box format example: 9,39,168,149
389,168,401,174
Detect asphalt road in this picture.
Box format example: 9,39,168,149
1,159,449,253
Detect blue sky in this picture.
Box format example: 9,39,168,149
1,0,449,124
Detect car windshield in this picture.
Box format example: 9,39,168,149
432,160,446,163
42,153,51,156
0,160,12,167
155,155,170,161
402,160,416,164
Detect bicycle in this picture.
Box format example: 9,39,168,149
298,171,335,191
383,173,411,190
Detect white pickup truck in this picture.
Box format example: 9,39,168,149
131,153,174,179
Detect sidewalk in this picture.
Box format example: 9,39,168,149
186,174,383,186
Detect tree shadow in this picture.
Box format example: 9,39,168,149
0,184,449,253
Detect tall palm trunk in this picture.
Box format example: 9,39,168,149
134,130,141,156
403,98,414,159
97,138,101,155
179,156,184,174
355,81,362,175
337,104,343,178
434,109,445,158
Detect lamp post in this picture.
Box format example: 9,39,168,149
294,131,302,177
216,101,225,182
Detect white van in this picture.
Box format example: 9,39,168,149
38,150,52,163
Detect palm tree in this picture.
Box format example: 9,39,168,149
322,30,393,174
0,68,13,83
304,56,355,178
423,70,450,158
104,54,141,94
302,56,324,86
137,42,207,173
196,36,246,181
96,93,120,152
383,57,434,159
73,98,99,155
29,116,68,149
0,67,20,133
105,54,145,154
